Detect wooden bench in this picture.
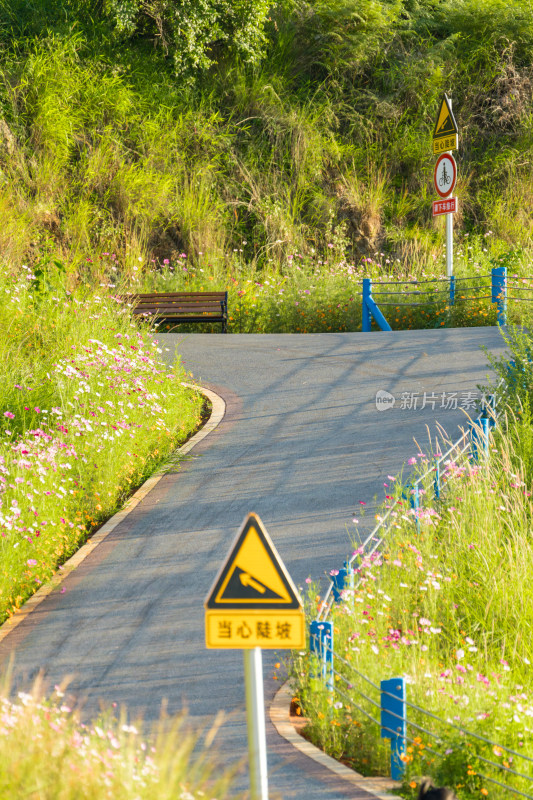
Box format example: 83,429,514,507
124,291,228,333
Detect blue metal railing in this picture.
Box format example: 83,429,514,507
308,634,533,797
362,267,509,331
304,375,533,796
317,393,498,619
317,431,489,625
362,278,392,332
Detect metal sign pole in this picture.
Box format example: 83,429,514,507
244,647,269,800
446,97,454,278
205,513,304,799
446,209,453,277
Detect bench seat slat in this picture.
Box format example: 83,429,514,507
124,293,226,300
129,291,226,296
131,303,225,307
154,316,224,322
132,307,222,314
122,290,228,332
135,312,224,318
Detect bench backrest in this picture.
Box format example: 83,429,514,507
123,292,225,309
124,292,226,302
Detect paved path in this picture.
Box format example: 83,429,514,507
0,328,505,798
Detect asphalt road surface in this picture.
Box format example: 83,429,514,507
0,328,506,798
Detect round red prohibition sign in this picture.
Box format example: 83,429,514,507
434,153,457,198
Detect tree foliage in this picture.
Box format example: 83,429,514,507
104,0,272,79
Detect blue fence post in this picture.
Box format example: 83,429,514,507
482,393,497,429
434,459,441,501
470,420,479,462
413,483,420,532
331,561,355,603
309,621,334,692
449,275,456,307
491,266,507,326
404,483,421,532
504,358,528,392
381,677,406,780
470,418,489,462
481,416,489,456
489,393,497,427
362,278,372,332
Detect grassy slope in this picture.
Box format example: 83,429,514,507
0,0,532,282
0,265,203,623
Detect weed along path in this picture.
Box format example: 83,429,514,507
0,328,506,798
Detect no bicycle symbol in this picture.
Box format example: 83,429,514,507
434,153,457,199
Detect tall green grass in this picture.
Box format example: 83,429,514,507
0,1,533,277
0,675,235,800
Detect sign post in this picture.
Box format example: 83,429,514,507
433,151,457,279
446,203,454,278
244,647,268,800
205,512,305,800
432,93,459,277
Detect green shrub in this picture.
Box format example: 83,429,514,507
104,0,272,80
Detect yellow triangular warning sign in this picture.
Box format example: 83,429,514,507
205,513,303,609
433,93,458,140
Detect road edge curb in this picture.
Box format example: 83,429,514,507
269,680,402,800
0,382,225,645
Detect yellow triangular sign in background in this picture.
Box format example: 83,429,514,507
433,94,458,139
205,512,303,609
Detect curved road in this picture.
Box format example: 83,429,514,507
0,328,505,798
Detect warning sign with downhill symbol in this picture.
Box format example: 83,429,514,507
433,93,459,154
205,513,305,649
205,512,302,609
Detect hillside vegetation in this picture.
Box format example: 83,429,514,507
0,4,531,795
0,0,531,282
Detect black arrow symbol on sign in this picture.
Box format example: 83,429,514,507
239,572,266,593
